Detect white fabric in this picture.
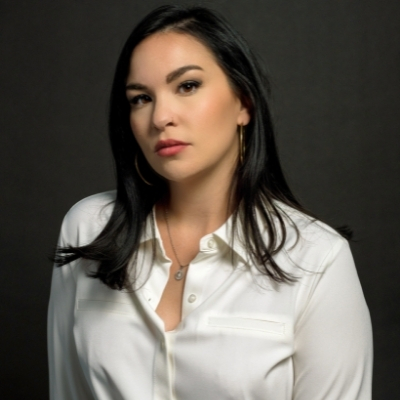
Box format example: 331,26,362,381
48,191,373,400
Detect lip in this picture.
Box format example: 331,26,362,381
155,139,189,157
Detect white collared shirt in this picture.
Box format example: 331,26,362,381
48,191,373,400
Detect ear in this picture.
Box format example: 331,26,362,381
236,96,251,126
237,105,251,126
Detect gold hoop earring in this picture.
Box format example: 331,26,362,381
135,153,153,186
239,124,245,165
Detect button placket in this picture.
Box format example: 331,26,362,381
181,235,220,319
154,335,171,400
181,261,207,319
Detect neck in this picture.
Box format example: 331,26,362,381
158,167,236,235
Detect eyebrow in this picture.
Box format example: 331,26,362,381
166,65,203,83
125,65,203,91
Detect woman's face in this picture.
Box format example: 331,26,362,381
126,32,250,184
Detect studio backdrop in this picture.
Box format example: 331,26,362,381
1,0,399,398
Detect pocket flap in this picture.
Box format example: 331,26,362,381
208,316,285,335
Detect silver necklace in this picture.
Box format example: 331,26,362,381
163,207,189,281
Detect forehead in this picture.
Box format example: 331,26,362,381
127,32,220,81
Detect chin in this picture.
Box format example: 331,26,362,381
159,171,195,183
152,164,203,184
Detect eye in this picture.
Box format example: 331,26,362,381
129,94,152,108
178,80,202,95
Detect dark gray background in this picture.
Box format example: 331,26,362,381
1,0,399,398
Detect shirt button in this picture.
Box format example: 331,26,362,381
207,238,216,249
188,294,197,303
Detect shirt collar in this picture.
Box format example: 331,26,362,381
211,213,249,263
140,207,161,244
139,206,274,264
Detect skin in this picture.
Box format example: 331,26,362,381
126,32,250,331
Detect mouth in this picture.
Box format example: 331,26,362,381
155,139,189,156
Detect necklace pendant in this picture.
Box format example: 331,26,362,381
174,269,184,281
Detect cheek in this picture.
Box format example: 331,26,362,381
129,113,141,135
129,112,149,143
193,93,239,135
197,84,239,120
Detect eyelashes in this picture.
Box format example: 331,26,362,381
177,80,202,94
128,80,202,108
129,94,151,107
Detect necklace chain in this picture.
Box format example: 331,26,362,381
164,207,189,281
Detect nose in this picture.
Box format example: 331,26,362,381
151,96,175,131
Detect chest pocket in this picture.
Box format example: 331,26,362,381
207,315,286,336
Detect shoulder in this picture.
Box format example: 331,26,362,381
59,191,116,247
272,202,349,273
65,190,116,222
276,202,343,241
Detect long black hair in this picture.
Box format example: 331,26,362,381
54,5,347,290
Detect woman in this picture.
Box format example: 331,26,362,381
48,5,373,399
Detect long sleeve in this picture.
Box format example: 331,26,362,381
47,229,95,399
293,240,373,399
